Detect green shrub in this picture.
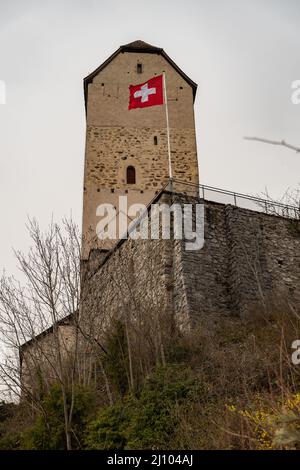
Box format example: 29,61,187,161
126,365,201,449
85,364,203,450
0,429,21,450
84,399,133,450
21,383,95,450
0,402,21,450
102,321,130,396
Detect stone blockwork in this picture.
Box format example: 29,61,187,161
81,192,300,332
81,226,175,335
177,195,300,322
85,126,197,190
20,319,76,396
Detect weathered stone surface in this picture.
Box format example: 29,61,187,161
81,193,300,331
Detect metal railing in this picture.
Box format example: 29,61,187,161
171,179,300,219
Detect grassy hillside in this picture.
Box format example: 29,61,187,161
1,309,300,450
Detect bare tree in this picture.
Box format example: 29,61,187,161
0,211,177,447
80,227,174,395
0,217,87,450
244,136,300,217
244,136,300,153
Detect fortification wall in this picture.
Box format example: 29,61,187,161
81,193,300,332
81,220,177,336
181,198,300,321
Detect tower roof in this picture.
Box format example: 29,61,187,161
121,40,162,52
84,40,197,110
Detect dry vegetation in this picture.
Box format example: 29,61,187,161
0,219,299,450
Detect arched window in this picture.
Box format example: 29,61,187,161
126,166,136,184
154,136,158,145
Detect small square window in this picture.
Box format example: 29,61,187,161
137,63,143,74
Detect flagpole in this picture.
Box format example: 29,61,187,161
163,72,173,189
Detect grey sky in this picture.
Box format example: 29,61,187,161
0,0,299,277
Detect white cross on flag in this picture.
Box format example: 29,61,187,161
128,75,164,110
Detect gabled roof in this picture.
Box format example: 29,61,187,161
84,40,197,110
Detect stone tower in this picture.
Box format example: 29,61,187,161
82,40,199,259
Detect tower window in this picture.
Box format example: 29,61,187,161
126,166,136,184
137,63,143,74
154,136,158,145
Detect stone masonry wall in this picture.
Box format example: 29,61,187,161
20,323,75,396
81,192,300,334
81,192,176,335
180,198,300,322
85,126,197,190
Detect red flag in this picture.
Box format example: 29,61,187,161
128,75,164,110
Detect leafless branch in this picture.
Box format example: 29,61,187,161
244,136,300,153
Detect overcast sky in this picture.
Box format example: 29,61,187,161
0,0,299,277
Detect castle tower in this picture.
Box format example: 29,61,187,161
82,40,199,259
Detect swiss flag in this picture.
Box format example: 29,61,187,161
128,74,164,110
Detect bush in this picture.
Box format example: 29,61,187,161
0,430,21,450
84,399,133,450
85,364,204,450
21,383,95,450
2,308,300,450
102,321,130,396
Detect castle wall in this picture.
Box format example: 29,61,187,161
81,219,175,337
180,199,300,321
20,323,76,396
81,193,300,332
21,194,300,392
